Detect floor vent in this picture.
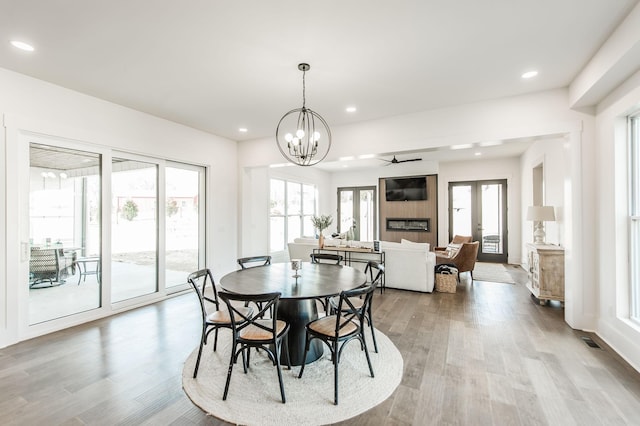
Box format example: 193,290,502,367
581,336,601,349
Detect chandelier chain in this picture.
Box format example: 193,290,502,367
302,68,306,108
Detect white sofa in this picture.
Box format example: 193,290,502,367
286,237,436,293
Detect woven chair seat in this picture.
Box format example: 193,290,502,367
207,306,252,324
240,319,288,341
308,315,357,337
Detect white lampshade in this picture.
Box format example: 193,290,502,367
526,206,555,222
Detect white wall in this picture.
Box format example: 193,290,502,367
593,69,640,372
520,137,569,254
0,67,238,347
438,157,522,264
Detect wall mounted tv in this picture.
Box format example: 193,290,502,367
385,176,427,201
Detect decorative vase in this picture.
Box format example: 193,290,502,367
319,233,325,248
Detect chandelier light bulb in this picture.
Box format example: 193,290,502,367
292,137,300,145
285,133,293,142
313,131,321,141
296,129,305,138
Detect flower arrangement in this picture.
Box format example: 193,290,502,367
311,214,333,234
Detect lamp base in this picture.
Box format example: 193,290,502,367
533,222,546,244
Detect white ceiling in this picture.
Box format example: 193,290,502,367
1,0,638,160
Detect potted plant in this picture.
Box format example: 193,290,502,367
311,214,333,248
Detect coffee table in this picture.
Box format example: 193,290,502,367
220,262,366,365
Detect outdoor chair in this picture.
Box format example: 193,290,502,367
29,247,74,288
298,282,376,405
217,291,290,403
188,268,253,378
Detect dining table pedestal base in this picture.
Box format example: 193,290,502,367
277,298,324,366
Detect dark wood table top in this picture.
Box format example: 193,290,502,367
220,262,366,299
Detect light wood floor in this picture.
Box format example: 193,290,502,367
2,265,640,425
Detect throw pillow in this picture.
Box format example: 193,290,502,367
445,243,462,256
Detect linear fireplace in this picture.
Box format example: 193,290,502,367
386,218,430,232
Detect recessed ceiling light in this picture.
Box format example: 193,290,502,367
346,106,357,113
10,40,34,51
474,152,482,156
339,156,354,161
358,154,375,159
451,144,473,150
521,70,538,79
239,128,248,133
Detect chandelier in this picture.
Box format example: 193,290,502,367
276,63,331,166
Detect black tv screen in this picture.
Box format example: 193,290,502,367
385,177,427,201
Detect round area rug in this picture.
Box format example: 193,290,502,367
182,328,403,425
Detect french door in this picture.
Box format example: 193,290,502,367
448,180,507,263
337,186,376,241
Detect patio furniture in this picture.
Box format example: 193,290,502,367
29,247,74,288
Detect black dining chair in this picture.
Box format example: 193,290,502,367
237,255,272,269
237,255,273,315
310,253,345,314
217,291,291,403
329,260,384,353
310,253,343,265
187,268,254,379
298,283,376,405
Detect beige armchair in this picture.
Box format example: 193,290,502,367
435,241,480,278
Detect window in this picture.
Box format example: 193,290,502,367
630,114,640,324
269,179,316,252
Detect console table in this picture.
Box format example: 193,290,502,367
313,246,385,291
526,243,564,305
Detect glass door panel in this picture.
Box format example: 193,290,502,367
338,186,377,241
451,185,473,237
339,190,354,235
165,165,203,289
359,189,375,242
28,143,102,324
111,158,158,302
480,183,505,257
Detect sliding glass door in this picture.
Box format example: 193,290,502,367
28,143,102,324
25,139,207,326
111,158,158,302
165,163,205,290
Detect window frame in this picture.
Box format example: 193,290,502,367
269,178,317,253
629,113,640,324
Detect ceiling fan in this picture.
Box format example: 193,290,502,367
380,155,422,165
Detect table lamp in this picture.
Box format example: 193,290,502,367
526,206,555,244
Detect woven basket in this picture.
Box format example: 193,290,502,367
435,273,457,293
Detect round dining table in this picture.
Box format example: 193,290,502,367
220,262,366,366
